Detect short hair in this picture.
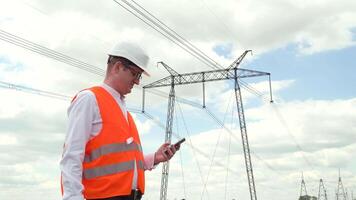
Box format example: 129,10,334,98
106,56,138,72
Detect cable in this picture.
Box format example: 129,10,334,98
239,79,271,103
0,80,145,117
230,79,314,171
176,101,210,199
130,0,224,69
173,104,187,199
201,90,234,200
0,80,71,101
271,103,315,170
224,101,234,200
178,148,187,199
113,0,222,70
112,0,216,70
0,29,105,76
121,0,223,70
199,0,237,42
17,0,111,49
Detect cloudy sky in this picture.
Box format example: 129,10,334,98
0,0,355,200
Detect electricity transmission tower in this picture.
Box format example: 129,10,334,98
318,179,328,200
299,172,308,197
142,52,273,200
336,169,347,200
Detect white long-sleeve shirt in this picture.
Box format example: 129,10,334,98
60,84,154,200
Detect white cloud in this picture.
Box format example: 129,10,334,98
0,0,355,199
131,113,154,135
142,96,356,199
0,134,18,145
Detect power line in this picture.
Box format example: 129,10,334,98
201,90,234,200
113,0,223,70
176,100,211,199
271,104,315,170
0,29,105,76
199,0,237,42
173,108,187,199
18,0,112,48
130,0,224,70
0,80,71,100
224,104,234,200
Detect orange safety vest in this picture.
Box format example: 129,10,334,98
81,86,145,199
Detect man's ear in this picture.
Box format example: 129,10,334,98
113,62,123,73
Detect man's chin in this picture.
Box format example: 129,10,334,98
126,88,132,94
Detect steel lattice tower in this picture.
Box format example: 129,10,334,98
299,172,308,197
318,179,328,200
143,52,273,200
336,169,347,200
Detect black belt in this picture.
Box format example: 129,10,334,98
88,189,143,200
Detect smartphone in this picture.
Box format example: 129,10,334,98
164,138,186,156
173,138,186,148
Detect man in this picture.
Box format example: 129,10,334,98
60,42,179,200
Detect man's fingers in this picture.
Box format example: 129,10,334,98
158,142,180,163
164,146,174,158
162,149,169,159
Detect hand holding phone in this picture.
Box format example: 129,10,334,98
164,138,185,156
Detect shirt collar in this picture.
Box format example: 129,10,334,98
102,83,125,101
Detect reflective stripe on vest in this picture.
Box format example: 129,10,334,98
83,160,145,179
84,142,143,163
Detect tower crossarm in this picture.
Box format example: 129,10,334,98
158,61,180,76
143,67,270,89
228,50,252,69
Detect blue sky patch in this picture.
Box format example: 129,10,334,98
213,43,233,59
248,43,356,101
0,56,25,72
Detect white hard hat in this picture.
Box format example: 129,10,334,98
108,42,150,76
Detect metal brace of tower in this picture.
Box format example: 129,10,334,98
142,51,273,200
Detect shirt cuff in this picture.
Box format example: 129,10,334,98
144,153,157,171
62,194,84,200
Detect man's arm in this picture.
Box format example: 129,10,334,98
60,91,97,200
143,142,179,170
143,153,156,170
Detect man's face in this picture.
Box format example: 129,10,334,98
114,61,143,95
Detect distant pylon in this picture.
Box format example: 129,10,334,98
318,179,328,200
300,172,308,197
346,188,349,200
336,169,347,200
